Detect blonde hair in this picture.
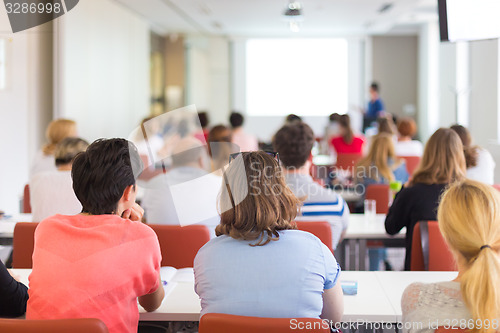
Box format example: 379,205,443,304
411,128,466,185
42,119,77,155
54,137,89,167
356,133,401,182
217,151,300,246
438,180,500,333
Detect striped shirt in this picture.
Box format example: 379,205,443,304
285,173,350,249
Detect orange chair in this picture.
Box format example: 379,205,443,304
12,222,39,269
365,184,390,214
199,313,330,333
148,224,210,268
23,184,31,214
411,221,456,271
398,156,421,176
0,318,108,333
335,153,363,171
294,221,333,252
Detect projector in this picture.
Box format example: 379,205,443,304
283,2,303,17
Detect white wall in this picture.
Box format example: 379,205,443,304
54,0,150,141
371,36,419,118
185,36,230,125
0,15,53,213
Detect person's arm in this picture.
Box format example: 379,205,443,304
385,186,411,235
0,260,29,317
321,282,344,323
138,273,165,312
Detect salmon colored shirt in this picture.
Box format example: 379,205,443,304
27,214,161,333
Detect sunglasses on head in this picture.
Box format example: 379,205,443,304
228,151,280,164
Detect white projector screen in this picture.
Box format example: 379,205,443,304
440,0,500,42
246,38,348,117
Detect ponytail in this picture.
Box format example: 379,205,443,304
438,180,500,333
460,247,500,333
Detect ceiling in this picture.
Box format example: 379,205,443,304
115,0,438,37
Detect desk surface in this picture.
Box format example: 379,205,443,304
13,269,456,323
375,271,458,321
344,214,404,239
0,213,403,241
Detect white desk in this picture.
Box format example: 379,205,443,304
13,269,456,324
0,214,32,243
341,214,405,270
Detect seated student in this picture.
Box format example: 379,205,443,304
27,139,164,333
395,117,423,157
229,112,258,151
207,124,237,173
385,128,466,270
0,259,28,317
325,113,341,142
194,151,343,322
331,114,365,154
450,124,495,185
194,111,210,143
402,180,500,333
30,137,89,222
30,119,77,177
142,137,220,233
273,121,349,249
356,133,409,190
356,133,409,270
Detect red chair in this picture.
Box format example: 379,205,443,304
365,184,390,214
23,184,31,214
398,156,421,176
148,224,210,268
199,313,330,333
411,221,456,271
493,184,500,192
12,222,39,269
294,221,333,252
0,318,108,333
335,153,363,171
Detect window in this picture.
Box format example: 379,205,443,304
246,38,348,117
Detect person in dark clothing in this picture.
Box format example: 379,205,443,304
0,259,28,317
385,128,467,270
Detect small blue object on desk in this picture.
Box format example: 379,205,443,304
162,280,168,286
341,281,358,295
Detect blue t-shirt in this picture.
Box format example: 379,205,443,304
367,98,385,118
194,230,340,318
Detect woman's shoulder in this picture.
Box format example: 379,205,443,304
402,281,463,312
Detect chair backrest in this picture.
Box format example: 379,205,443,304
398,156,421,176
365,184,390,214
148,224,211,268
294,221,333,252
335,153,363,170
199,313,330,333
411,221,456,271
12,222,39,268
0,318,108,333
23,184,31,214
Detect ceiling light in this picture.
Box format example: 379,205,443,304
283,1,304,32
